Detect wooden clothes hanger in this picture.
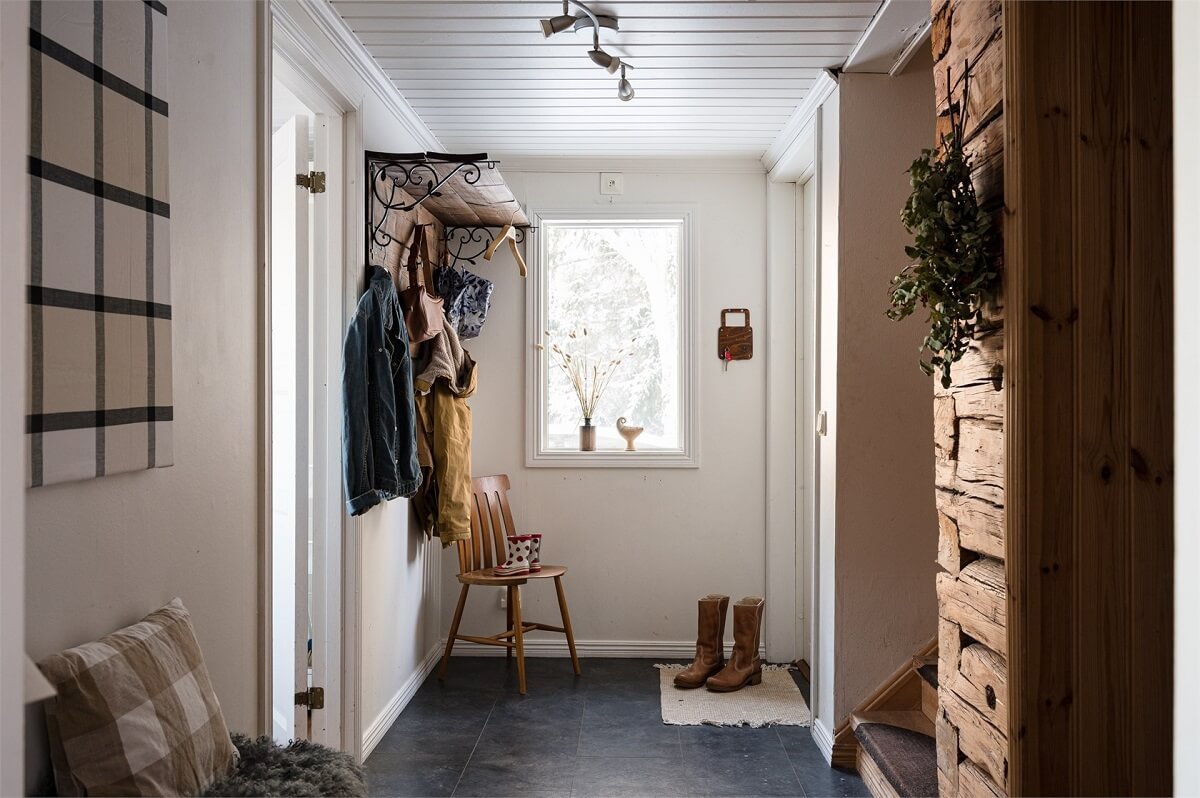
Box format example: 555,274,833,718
482,223,511,261
507,235,528,278
482,217,528,277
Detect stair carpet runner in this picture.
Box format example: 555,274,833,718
854,661,939,798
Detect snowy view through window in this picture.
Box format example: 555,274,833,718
543,219,683,452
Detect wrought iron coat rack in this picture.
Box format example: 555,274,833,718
443,225,531,267
365,150,532,271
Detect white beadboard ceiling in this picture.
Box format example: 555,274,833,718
331,0,886,158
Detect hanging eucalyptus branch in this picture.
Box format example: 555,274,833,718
887,68,1000,389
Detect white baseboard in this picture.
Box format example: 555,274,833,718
449,638,768,659
360,644,441,759
812,717,835,763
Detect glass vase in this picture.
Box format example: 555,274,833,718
579,417,596,452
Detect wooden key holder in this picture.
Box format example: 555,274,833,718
718,308,753,361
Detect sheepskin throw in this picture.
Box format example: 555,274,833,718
27,0,173,486
203,735,367,798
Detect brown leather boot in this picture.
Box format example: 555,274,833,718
673,594,729,689
705,596,764,692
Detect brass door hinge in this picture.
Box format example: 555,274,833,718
294,687,325,709
296,171,326,194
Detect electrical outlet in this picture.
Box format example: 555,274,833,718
499,589,507,609
600,172,624,195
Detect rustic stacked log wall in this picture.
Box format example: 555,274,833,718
930,0,1008,795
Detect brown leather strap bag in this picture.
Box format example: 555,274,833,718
400,223,444,344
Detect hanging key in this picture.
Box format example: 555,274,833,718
718,309,754,365
723,347,731,372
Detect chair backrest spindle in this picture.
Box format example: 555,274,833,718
459,475,518,575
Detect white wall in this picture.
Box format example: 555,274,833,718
22,2,260,790
1,1,30,794
353,84,439,747
805,55,939,745
831,55,938,722
448,166,770,655
1175,2,1200,793
337,72,442,768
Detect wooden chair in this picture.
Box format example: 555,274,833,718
437,474,580,694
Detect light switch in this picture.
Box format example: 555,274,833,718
600,172,624,194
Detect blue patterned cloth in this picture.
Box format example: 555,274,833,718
436,266,494,340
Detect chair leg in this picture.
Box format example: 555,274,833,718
506,586,514,662
511,584,527,695
554,575,581,675
439,583,470,681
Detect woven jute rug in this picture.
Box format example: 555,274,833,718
656,664,812,727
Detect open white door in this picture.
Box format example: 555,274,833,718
307,112,342,748
270,114,311,744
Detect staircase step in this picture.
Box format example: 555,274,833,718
916,662,938,689
920,675,938,724
914,658,939,724
851,709,935,738
854,723,939,798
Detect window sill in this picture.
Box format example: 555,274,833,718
525,450,699,469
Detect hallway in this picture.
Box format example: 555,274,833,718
366,658,867,797
2,1,1194,796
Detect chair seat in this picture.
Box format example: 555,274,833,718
458,564,568,585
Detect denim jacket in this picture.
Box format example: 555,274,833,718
341,266,422,515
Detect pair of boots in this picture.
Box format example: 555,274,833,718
494,534,542,577
674,595,765,692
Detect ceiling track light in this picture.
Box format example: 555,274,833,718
539,0,616,38
587,35,621,74
572,14,619,34
539,0,577,37
538,0,636,99
617,63,635,102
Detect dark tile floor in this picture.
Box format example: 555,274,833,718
365,658,869,798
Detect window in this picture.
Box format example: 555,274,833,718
527,208,697,467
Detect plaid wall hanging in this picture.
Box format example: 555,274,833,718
27,0,173,487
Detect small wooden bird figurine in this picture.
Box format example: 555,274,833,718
616,417,644,451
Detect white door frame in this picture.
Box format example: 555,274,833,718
764,122,819,668
764,180,800,663
260,1,365,755
765,108,824,752
797,174,819,682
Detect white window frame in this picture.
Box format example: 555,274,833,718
525,206,700,468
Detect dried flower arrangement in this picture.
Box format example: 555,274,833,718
538,329,637,421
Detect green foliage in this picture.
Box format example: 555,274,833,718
887,106,999,389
